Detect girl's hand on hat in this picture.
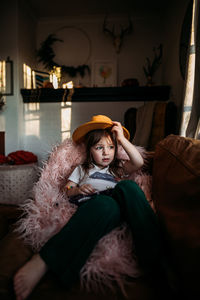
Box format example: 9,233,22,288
112,121,125,142
112,121,144,172
78,184,96,195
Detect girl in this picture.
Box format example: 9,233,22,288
14,115,162,300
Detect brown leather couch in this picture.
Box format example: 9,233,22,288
0,134,199,300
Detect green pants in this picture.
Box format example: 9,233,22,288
40,180,162,287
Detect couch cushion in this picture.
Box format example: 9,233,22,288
0,205,22,240
152,134,200,297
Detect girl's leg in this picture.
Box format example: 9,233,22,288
112,180,162,270
40,195,121,287
14,254,47,300
14,195,120,299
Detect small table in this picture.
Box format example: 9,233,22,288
0,163,38,205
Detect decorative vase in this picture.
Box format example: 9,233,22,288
146,76,154,87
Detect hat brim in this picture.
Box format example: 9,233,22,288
72,121,130,143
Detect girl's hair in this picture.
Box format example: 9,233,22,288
82,128,124,178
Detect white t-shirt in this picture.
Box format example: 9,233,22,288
68,164,118,192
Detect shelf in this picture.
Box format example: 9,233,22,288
21,88,69,103
21,86,170,103
71,86,170,102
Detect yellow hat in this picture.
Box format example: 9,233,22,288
72,115,130,143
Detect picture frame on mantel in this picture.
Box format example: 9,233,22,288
91,60,117,87
32,70,50,88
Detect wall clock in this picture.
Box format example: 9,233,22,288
37,26,92,77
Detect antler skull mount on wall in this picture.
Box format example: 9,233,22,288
103,16,133,53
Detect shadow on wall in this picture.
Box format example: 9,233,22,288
23,101,143,165
23,102,72,165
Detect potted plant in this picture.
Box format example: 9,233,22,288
143,44,163,86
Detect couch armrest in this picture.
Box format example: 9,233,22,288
152,134,200,298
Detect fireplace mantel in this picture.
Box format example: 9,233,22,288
21,86,170,103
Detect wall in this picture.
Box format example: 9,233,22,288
0,0,37,154
36,13,164,87
22,11,164,164
18,0,37,150
0,0,20,153
23,101,144,163
1,1,189,164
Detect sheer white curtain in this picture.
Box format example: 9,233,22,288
180,0,200,139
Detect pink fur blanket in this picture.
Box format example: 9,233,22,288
15,138,153,293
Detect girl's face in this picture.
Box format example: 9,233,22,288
90,135,115,168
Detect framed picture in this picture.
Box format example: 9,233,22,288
32,70,50,88
0,57,14,96
92,60,117,87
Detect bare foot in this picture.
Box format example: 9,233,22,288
13,254,48,300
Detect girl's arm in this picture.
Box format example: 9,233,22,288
112,121,144,172
64,180,96,197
